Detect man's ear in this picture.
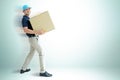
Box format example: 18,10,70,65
23,10,26,13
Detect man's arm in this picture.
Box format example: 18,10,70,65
23,27,44,35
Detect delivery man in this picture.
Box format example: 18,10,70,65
20,5,52,77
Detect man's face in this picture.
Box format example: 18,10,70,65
23,8,31,16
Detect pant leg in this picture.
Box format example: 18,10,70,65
22,43,35,70
29,37,45,72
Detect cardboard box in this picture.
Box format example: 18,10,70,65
30,11,54,32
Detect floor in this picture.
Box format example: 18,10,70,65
1,68,120,80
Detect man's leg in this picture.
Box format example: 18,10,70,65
29,37,45,72
22,45,35,70
20,38,35,73
30,37,52,77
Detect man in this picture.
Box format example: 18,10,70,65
20,5,52,77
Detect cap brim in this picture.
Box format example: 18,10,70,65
23,7,31,11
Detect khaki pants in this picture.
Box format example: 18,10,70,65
22,37,45,73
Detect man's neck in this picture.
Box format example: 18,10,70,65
24,14,29,16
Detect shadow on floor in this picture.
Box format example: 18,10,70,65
12,69,20,74
32,72,40,77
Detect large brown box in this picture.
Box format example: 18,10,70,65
30,11,54,32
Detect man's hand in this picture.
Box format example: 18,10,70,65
34,29,45,35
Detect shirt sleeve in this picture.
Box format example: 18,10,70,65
22,17,28,27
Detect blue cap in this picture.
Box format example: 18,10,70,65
22,5,31,11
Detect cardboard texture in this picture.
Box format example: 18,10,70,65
30,11,54,32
